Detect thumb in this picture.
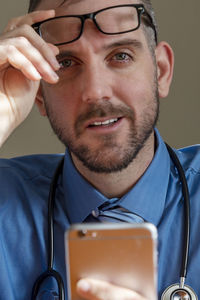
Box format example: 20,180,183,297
77,278,148,300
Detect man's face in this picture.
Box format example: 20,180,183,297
37,0,159,173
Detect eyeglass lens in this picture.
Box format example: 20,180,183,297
40,6,140,45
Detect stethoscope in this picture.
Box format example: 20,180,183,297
161,144,197,300
31,144,198,300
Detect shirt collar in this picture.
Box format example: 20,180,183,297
62,152,107,223
62,129,170,225
118,129,170,225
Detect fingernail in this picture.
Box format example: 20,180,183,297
77,279,90,292
51,71,59,82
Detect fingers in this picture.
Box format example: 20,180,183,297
48,43,59,56
3,10,56,32
0,10,58,145
0,40,59,83
0,45,41,81
0,10,60,84
76,278,147,300
0,37,60,82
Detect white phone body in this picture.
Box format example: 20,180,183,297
65,222,158,300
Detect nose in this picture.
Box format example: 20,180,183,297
81,63,113,103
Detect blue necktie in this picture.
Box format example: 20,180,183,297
84,202,144,223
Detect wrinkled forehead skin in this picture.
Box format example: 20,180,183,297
36,0,141,16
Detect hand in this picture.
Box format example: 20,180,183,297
0,10,60,147
76,278,148,300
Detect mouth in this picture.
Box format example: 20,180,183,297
87,117,122,128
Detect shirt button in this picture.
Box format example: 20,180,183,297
92,208,99,218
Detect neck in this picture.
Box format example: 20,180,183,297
71,132,156,198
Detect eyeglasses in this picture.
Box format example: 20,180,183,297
32,4,157,46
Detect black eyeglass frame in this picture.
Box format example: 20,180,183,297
32,4,158,46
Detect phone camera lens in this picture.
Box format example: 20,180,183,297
78,230,87,237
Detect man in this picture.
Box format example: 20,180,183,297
0,0,199,299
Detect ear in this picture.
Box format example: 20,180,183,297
155,41,174,98
35,85,47,116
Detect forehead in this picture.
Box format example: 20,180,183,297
36,0,140,15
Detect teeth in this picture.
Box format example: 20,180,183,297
92,118,118,126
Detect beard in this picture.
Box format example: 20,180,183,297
43,82,159,174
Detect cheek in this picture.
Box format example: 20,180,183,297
42,82,79,118
115,73,156,110
112,55,157,109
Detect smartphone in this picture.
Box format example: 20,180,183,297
65,223,157,300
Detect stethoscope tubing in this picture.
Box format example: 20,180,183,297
48,157,65,270
165,144,190,279
32,157,65,300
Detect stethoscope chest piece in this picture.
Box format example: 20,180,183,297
161,283,198,300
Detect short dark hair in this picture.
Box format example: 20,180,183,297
140,0,158,50
28,0,158,49
28,0,39,12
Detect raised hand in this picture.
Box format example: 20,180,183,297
0,10,60,146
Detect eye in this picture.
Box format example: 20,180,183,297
113,52,132,62
108,51,134,67
59,58,74,69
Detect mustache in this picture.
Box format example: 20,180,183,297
75,102,134,133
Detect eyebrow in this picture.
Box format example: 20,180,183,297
58,0,84,7
102,38,143,51
56,38,143,60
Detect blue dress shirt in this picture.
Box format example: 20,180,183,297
0,129,200,299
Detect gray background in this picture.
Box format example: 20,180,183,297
0,1,199,158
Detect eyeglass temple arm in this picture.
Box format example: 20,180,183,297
141,11,158,44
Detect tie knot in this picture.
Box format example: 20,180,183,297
84,205,144,223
